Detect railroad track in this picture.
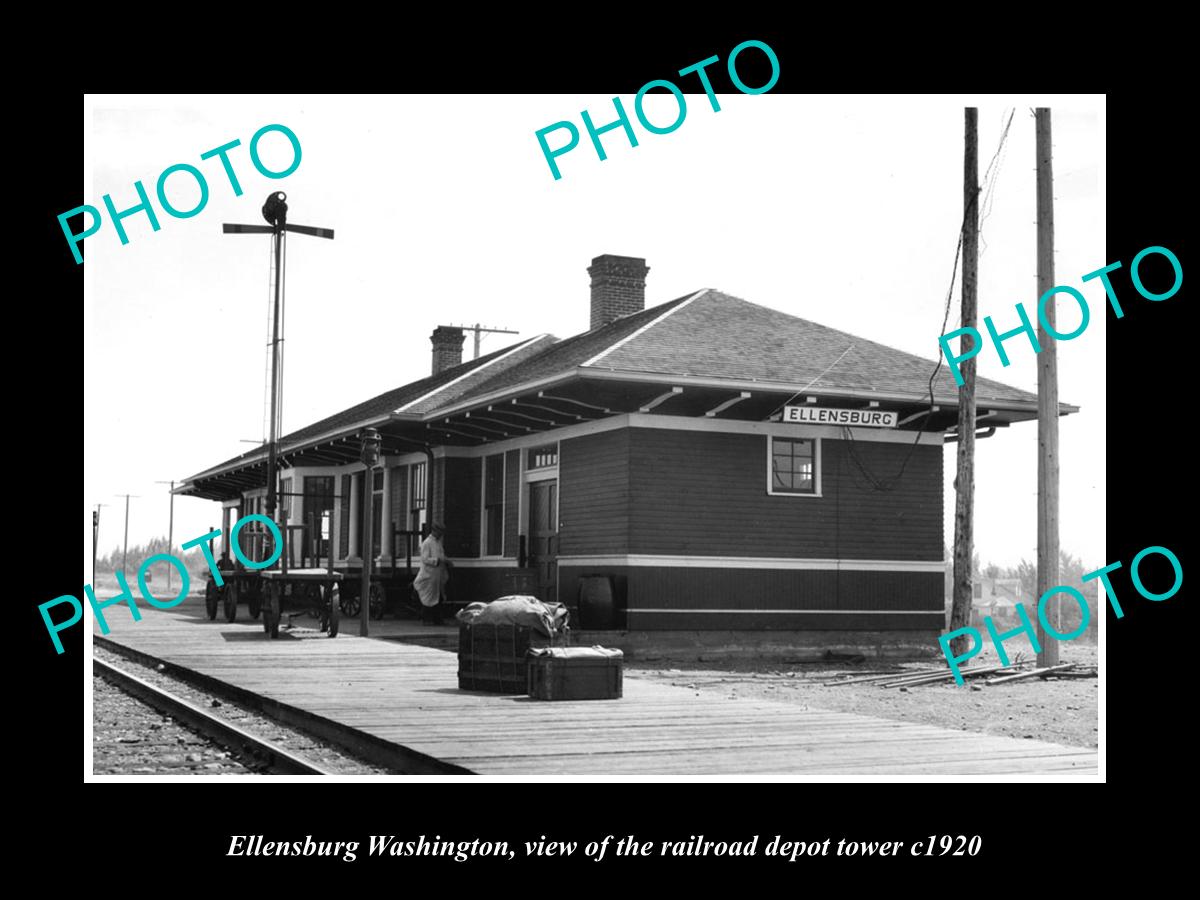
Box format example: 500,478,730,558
93,657,333,776
95,637,468,774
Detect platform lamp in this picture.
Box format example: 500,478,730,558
359,427,382,637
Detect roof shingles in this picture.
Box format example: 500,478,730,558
586,291,1037,405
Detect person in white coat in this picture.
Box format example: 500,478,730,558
413,523,449,625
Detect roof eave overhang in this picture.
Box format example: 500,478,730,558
415,371,581,421
415,365,1076,422
178,363,1078,497
575,367,1071,416
178,412,400,493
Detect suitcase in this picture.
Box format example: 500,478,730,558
527,647,624,701
458,623,566,693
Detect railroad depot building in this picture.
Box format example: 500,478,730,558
179,254,1073,640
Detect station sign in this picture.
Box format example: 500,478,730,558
783,406,898,428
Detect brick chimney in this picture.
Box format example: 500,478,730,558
588,254,649,330
430,326,465,375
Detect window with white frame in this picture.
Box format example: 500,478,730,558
483,453,504,556
769,437,818,495
303,475,335,561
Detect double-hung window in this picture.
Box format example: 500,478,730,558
483,454,504,556
769,437,819,495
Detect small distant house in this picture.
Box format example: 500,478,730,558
970,577,1025,628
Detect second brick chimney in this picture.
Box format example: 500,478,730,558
588,254,649,330
430,326,465,375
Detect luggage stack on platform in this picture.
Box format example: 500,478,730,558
456,596,623,700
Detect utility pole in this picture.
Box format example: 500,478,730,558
949,108,979,656
1035,108,1060,667
116,494,138,575
155,481,176,593
451,323,519,359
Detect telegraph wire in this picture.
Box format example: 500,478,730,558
843,109,1016,492
768,344,858,420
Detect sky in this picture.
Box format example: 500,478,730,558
83,93,1105,577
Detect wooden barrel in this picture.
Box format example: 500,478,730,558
578,575,616,629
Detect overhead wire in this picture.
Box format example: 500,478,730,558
767,344,858,420
841,109,1016,492
978,109,1015,259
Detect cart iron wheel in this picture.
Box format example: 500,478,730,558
341,588,361,619
224,578,239,623
369,582,386,620
205,579,219,620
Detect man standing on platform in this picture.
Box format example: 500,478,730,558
414,523,449,625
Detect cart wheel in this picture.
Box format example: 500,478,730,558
328,584,340,638
369,582,386,620
205,580,219,620
224,579,239,622
342,589,360,618
248,586,262,620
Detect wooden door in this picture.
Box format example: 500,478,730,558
529,480,558,605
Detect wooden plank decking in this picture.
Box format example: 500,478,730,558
92,607,1098,777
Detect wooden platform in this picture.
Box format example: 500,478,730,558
92,605,1098,777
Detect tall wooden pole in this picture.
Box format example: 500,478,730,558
949,108,979,655
92,505,100,588
122,493,131,575
156,480,176,592
167,482,175,591
266,228,283,522
1035,108,1060,666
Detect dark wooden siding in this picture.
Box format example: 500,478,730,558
628,429,942,560
447,566,525,607
559,566,943,631
443,457,481,558
338,474,350,558
632,611,940,631
559,429,630,555
503,449,520,558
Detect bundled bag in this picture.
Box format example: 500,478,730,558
456,595,570,637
